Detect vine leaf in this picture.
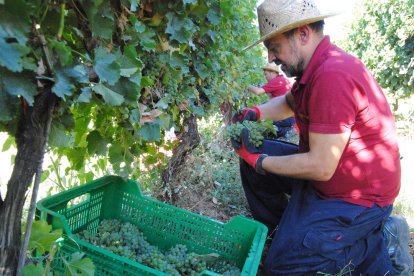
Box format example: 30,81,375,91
207,6,221,25
28,220,62,255
93,47,121,85
52,66,88,100
0,39,30,72
0,88,18,121
109,77,140,104
49,39,73,66
53,70,75,100
194,61,209,80
138,28,157,50
1,69,37,105
22,263,48,276
138,122,161,142
87,130,108,156
21,56,37,71
85,3,114,40
183,0,197,5
92,83,124,106
169,52,189,73
64,252,95,276
108,143,124,165
165,12,197,44
120,68,138,77
78,87,92,103
117,50,141,77
2,135,15,151
48,122,74,148
66,147,87,170
0,3,30,44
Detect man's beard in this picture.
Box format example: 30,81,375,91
283,38,305,79
282,60,304,78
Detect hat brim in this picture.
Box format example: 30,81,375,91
262,67,280,73
243,12,340,51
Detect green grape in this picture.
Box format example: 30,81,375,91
225,120,276,148
141,54,164,81
165,76,179,94
76,219,241,275
224,122,244,142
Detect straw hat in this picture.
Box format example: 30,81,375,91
244,0,340,51
262,62,281,73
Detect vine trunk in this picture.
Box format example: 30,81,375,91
0,88,56,275
161,114,201,203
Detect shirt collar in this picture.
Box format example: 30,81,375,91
299,35,332,85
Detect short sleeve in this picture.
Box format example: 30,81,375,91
262,76,292,98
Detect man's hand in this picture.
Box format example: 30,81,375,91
231,128,267,174
247,85,266,96
232,106,261,123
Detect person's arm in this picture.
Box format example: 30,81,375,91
257,91,294,121
247,85,266,95
261,130,350,180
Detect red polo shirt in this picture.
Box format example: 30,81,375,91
262,75,292,98
292,36,400,207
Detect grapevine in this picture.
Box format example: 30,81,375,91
225,120,278,147
76,219,240,275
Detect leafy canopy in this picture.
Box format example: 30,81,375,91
0,0,264,179
343,0,414,101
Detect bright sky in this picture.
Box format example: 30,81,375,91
256,0,359,41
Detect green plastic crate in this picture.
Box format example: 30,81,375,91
36,176,267,275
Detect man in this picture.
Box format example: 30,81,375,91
232,0,413,274
247,63,296,138
247,63,291,99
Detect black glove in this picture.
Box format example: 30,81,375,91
232,106,261,124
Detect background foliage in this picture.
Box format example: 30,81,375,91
0,0,264,181
343,0,414,108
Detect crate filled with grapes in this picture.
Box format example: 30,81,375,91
36,176,267,275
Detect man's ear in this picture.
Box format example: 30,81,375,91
296,25,311,45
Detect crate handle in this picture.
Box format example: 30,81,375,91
67,193,90,209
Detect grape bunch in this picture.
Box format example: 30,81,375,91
163,76,178,95
207,259,241,276
242,121,265,147
223,122,244,143
225,120,277,147
76,219,240,275
141,54,164,80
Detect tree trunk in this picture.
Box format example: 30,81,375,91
0,88,56,276
161,114,200,203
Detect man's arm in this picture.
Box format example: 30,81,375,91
257,91,294,121
261,130,350,180
247,85,266,95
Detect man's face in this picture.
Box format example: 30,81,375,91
264,32,305,78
